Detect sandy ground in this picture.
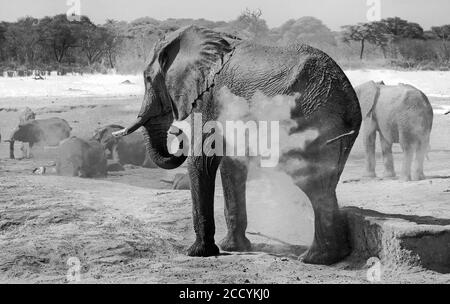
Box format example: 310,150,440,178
0,74,450,283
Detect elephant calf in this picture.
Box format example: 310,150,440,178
57,137,107,178
92,124,156,168
355,81,433,181
7,117,72,159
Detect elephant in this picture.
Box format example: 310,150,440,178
7,117,72,159
115,26,361,264
56,136,107,178
91,124,157,168
355,81,433,181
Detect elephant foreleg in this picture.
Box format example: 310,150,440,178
380,135,395,178
218,157,251,252
363,119,377,178
186,155,221,257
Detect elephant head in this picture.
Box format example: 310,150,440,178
92,125,124,155
354,81,380,119
6,123,43,159
19,107,36,125
120,26,237,169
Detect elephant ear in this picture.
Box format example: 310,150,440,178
156,26,237,120
355,81,380,119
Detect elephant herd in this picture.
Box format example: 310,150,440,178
2,107,188,186
1,26,443,264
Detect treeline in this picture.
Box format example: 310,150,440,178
1,10,450,73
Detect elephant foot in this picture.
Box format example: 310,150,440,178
187,240,219,257
400,174,411,182
301,241,350,265
411,172,426,181
382,171,396,179
219,234,252,252
363,172,377,179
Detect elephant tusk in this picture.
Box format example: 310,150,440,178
326,130,356,145
112,129,128,138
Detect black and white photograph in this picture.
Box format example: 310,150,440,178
0,0,449,288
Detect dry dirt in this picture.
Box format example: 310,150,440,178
0,96,449,284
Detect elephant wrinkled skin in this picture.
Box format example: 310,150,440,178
355,81,433,181
119,26,362,265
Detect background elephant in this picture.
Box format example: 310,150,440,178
355,81,433,181
19,107,36,125
117,26,361,265
92,124,156,168
7,117,71,159
57,136,107,178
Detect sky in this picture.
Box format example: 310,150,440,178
0,0,448,30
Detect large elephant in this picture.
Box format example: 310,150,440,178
7,117,71,159
115,26,361,264
57,136,107,178
91,124,156,168
355,81,433,181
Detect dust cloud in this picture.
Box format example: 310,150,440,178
217,87,316,246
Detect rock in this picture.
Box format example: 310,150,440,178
342,207,450,274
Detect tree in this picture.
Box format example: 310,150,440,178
226,8,269,42
341,22,388,59
271,16,336,47
102,20,126,69
0,22,8,62
77,17,109,66
39,14,80,64
4,17,41,66
381,17,424,39
431,25,450,41
429,25,450,63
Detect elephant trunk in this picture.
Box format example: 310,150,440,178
123,113,187,170
143,121,187,170
122,73,187,170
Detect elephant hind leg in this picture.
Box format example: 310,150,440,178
285,133,354,265
363,118,377,178
399,135,415,181
411,138,428,181
218,157,251,252
380,135,395,178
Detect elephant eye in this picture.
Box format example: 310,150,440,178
146,76,152,83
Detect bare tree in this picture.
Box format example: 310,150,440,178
342,22,388,59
